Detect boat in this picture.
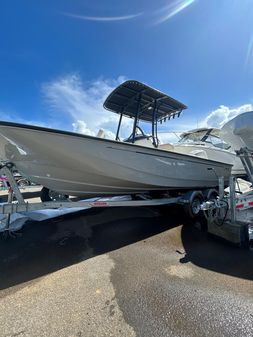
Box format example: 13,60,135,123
221,111,253,185
220,111,253,151
0,80,232,197
159,127,245,176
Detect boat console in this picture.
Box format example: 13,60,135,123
123,125,154,147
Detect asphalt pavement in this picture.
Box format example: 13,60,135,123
0,204,252,337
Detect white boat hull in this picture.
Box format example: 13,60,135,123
221,111,253,151
0,123,232,196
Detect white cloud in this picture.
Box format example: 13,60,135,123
202,104,253,128
42,74,133,138
72,120,95,136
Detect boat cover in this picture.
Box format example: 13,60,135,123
221,111,253,150
104,80,187,122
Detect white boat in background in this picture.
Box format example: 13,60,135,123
221,110,253,186
220,111,253,151
160,128,245,176
0,80,232,197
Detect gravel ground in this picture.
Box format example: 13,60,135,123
0,205,252,337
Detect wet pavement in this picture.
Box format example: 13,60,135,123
0,205,252,337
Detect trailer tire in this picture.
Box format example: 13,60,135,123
184,191,204,219
203,188,218,201
40,187,68,202
17,178,30,187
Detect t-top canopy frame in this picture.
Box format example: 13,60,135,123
104,80,187,122
103,80,187,147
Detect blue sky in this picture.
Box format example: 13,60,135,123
1,0,253,142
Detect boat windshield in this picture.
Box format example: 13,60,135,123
179,131,231,150
204,134,231,150
178,131,207,143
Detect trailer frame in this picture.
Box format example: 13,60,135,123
201,147,253,246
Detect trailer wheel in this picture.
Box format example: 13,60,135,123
17,178,30,187
203,189,218,202
40,187,68,202
184,191,204,218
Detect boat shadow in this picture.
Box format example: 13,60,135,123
0,206,252,291
0,206,179,291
